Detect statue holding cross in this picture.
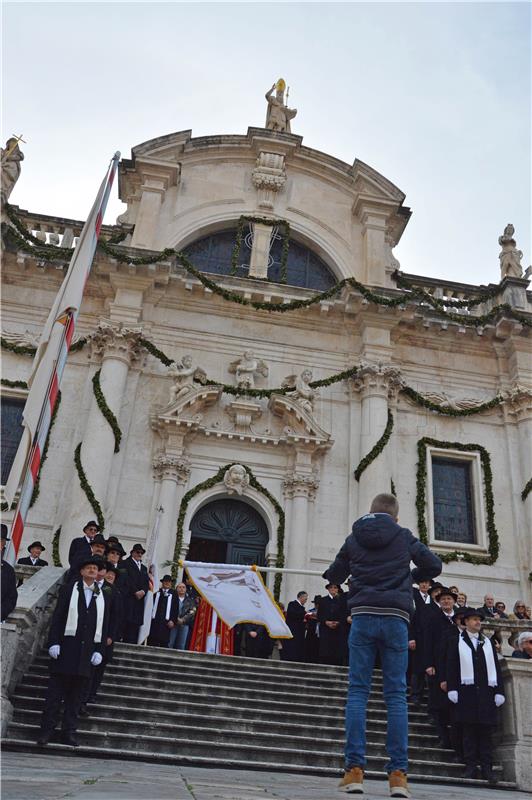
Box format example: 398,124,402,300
1,135,25,205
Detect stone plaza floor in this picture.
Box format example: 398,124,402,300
0,752,522,800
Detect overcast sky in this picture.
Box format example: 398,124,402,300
3,1,530,285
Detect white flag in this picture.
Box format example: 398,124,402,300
184,561,292,639
137,506,163,645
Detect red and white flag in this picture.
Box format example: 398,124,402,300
4,153,120,562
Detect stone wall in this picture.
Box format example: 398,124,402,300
496,659,532,790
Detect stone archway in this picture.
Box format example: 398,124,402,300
187,498,269,566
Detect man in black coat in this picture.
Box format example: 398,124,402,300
1,525,18,622
423,586,458,749
17,540,48,566
317,583,346,666
243,623,274,659
281,591,307,662
409,570,434,707
36,556,109,746
476,593,500,619
67,520,100,567
148,575,177,647
121,544,150,644
446,608,505,782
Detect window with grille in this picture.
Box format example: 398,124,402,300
1,396,25,485
431,456,476,544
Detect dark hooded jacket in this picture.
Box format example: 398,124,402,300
324,513,442,622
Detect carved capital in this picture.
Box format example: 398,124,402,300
90,321,142,366
351,361,404,399
252,151,286,210
152,454,191,483
502,383,532,422
283,472,319,500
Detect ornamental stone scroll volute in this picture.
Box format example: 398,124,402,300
252,151,287,210
90,321,143,367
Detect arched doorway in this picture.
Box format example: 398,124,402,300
187,498,268,566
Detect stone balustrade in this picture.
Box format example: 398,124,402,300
13,207,119,250
14,563,41,586
399,271,531,315
482,617,531,656
496,658,532,790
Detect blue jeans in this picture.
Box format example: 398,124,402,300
345,614,408,773
168,624,189,650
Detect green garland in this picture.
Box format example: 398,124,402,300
171,463,285,599
52,526,62,567
1,336,37,356
416,437,499,565
522,477,532,502
1,378,28,389
92,369,121,453
230,216,290,283
354,410,394,481
401,386,504,417
138,336,173,367
74,442,105,531
391,478,397,497
30,390,61,507
393,271,504,309
5,205,531,329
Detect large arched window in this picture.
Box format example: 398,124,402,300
182,228,336,291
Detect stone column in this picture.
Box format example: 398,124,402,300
152,454,191,571
249,223,274,279
282,471,319,603
60,323,141,559
352,363,402,517
130,163,179,251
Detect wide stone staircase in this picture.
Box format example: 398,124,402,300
3,643,510,787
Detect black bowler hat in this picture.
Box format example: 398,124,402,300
107,535,119,544
28,541,46,552
107,541,125,556
411,567,434,584
161,575,173,583
83,520,100,532
439,586,458,602
428,582,443,595
131,543,146,554
325,583,340,590
461,607,485,622
91,534,107,546
77,555,105,570
1,524,10,540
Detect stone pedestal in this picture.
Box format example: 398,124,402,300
152,454,191,570
496,659,532,790
249,223,274,279
130,162,180,251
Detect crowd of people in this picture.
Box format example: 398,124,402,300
1,512,531,788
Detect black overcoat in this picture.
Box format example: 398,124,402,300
446,631,503,725
47,580,109,678
149,589,177,645
17,556,48,566
282,600,306,661
103,582,123,660
317,594,346,666
67,536,93,567
122,557,150,625
423,605,457,710
410,592,432,673
1,559,18,622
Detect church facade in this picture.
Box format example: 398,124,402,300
1,96,531,606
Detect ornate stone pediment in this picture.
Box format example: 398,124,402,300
153,385,222,426
268,393,332,448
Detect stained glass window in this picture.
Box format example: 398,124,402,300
431,457,476,544
182,228,336,291
1,397,25,485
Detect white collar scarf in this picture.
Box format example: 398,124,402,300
65,582,105,643
459,630,497,687
152,590,173,620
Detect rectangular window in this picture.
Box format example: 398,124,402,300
431,457,476,544
1,397,25,485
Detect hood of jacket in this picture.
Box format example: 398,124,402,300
352,512,402,550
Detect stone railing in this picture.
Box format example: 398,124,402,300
1,565,65,735
482,618,531,656
14,563,41,586
496,659,532,790
12,207,119,249
399,271,531,315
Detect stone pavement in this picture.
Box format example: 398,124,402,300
1,753,522,799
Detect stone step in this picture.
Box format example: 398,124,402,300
12,693,439,739
18,675,431,724
4,721,468,777
13,707,446,756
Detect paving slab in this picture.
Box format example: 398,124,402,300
0,752,523,800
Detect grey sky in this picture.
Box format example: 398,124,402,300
3,2,530,285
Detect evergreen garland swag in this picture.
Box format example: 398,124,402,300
92,370,121,453
415,438,499,565
171,463,285,599
52,527,62,567
74,443,105,531
354,410,394,481
522,477,532,502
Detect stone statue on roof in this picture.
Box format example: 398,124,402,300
498,223,523,280
265,79,297,134
1,137,25,205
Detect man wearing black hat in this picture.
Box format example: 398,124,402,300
281,591,308,662
17,541,48,566
1,524,18,623
36,555,109,746
446,608,505,782
317,583,346,666
122,544,150,644
409,571,435,708
148,575,177,647
68,521,100,567
423,586,458,750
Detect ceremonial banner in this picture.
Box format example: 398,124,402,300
183,562,292,638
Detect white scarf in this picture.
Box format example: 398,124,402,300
459,631,497,687
65,582,105,643
152,591,173,620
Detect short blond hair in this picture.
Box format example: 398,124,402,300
370,493,399,518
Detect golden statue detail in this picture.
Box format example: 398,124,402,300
265,79,297,133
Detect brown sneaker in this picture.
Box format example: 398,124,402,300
338,766,364,793
388,770,410,798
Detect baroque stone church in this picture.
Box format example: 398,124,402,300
1,82,531,605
